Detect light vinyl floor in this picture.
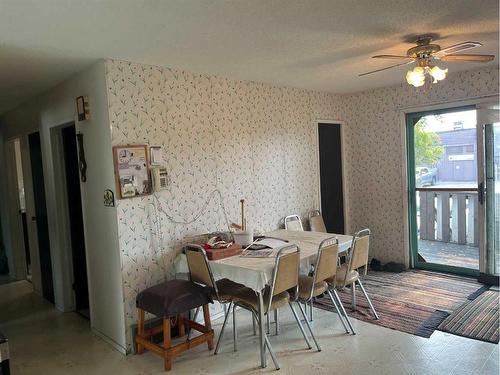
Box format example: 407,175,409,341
1,281,498,375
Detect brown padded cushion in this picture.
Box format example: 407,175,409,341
233,287,290,312
336,264,359,287
297,275,328,300
136,279,212,318
214,278,247,301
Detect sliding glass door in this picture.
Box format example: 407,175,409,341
408,103,500,278
477,104,500,279
407,106,479,276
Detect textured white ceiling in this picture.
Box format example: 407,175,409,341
0,0,498,114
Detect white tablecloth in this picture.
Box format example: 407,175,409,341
174,230,353,291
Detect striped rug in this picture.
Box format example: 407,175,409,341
438,290,499,343
314,270,485,338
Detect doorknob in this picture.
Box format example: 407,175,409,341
478,182,485,205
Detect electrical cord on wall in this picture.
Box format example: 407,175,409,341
145,189,233,279
152,189,232,230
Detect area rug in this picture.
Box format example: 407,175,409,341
438,290,499,343
314,270,485,338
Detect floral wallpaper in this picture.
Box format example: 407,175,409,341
105,59,343,350
342,66,499,266
106,58,498,351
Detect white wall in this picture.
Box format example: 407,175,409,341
0,60,127,352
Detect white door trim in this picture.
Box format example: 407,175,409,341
4,138,27,280
50,124,77,312
18,135,43,294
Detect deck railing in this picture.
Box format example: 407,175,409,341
417,188,478,247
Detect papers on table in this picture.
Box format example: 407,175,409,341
252,237,288,249
240,237,289,258
240,249,275,258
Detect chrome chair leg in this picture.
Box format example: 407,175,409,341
326,290,349,334
309,299,314,322
257,294,266,368
357,279,379,320
266,313,270,334
252,315,257,336
274,309,279,335
296,302,321,351
214,302,232,354
331,289,356,335
288,302,312,349
233,304,238,352
264,332,280,370
351,283,357,311
252,311,278,370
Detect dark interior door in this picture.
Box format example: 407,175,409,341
62,125,89,315
28,132,54,303
318,123,345,234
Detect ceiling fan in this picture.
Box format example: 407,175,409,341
359,36,495,87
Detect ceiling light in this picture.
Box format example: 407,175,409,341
406,67,426,87
429,66,448,83
406,64,448,87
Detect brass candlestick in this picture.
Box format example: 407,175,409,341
240,199,246,231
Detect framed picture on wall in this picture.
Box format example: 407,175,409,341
112,144,151,199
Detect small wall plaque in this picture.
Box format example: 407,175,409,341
76,96,90,121
104,189,115,207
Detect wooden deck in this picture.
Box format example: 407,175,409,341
418,239,479,270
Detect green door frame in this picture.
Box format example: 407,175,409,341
406,105,479,277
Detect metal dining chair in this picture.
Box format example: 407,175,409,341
296,236,355,340
308,210,327,233
284,214,304,231
217,245,318,370
184,244,247,347
335,229,379,320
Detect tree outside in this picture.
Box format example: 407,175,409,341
415,117,445,167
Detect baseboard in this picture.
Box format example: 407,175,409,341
91,327,127,355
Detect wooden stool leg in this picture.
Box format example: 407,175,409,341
163,318,172,371
202,304,214,350
178,313,186,337
137,309,145,354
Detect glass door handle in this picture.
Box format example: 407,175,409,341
478,182,485,205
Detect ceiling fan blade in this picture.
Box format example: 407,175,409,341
359,60,414,77
435,42,482,57
372,54,411,60
440,54,494,62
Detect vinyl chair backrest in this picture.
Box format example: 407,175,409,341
313,237,339,284
348,229,371,275
185,244,217,291
268,245,300,310
309,211,327,233
284,215,304,231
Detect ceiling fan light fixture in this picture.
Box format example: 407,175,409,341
406,67,426,87
429,65,448,83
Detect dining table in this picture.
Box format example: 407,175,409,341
174,229,353,368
